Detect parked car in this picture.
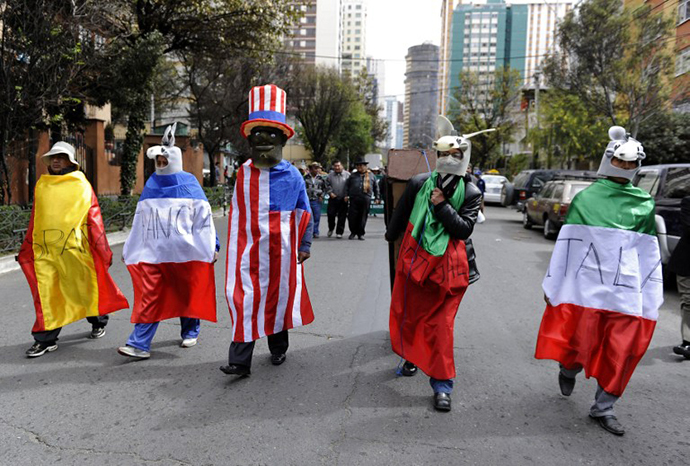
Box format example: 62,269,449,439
632,164,690,266
523,178,595,238
501,169,597,211
481,174,508,204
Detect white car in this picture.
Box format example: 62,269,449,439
481,175,508,204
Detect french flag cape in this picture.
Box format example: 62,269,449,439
18,171,129,331
535,179,663,396
225,159,314,343
123,172,217,323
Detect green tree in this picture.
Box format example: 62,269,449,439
448,66,522,169
542,0,675,137
636,111,690,165
332,100,373,163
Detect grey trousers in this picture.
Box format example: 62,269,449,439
560,365,619,417
677,275,690,342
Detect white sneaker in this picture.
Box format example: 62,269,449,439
117,346,150,359
336,234,342,239
181,338,198,348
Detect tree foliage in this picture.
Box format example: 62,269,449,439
636,111,690,165
542,0,675,137
332,100,373,162
448,66,522,169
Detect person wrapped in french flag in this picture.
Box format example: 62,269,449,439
118,123,220,360
220,84,314,377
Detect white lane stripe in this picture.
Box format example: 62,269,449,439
291,210,303,327
256,168,271,339
543,224,663,320
123,198,216,265
273,211,292,333
226,172,241,330
240,164,255,341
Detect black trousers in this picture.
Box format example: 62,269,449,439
32,315,109,345
327,197,348,235
348,195,371,237
227,330,289,368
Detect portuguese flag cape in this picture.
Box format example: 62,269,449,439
18,171,129,332
535,179,663,396
389,172,470,380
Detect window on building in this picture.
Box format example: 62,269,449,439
356,13,361,18
300,5,307,12
355,29,361,34
356,21,361,26
676,48,690,76
355,37,360,42
300,29,307,36
300,17,307,23
679,0,690,24
354,45,361,50
300,40,306,47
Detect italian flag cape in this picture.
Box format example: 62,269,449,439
535,179,663,396
18,171,129,331
389,173,470,380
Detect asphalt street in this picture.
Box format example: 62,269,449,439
1,206,688,465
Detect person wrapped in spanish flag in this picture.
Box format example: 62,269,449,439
18,142,129,358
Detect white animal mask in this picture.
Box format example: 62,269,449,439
147,122,183,175
596,126,645,181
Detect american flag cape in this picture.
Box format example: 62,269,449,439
225,159,314,342
123,171,218,323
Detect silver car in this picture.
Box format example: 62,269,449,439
481,174,508,204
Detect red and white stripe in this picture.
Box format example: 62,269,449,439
225,160,313,342
249,84,285,115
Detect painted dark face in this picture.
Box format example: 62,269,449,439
248,126,287,169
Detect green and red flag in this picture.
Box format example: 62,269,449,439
535,179,663,396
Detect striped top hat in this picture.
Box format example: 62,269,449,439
240,84,295,140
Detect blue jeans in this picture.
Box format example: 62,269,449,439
309,200,322,236
127,318,200,352
430,378,454,394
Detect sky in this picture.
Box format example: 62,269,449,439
366,0,444,101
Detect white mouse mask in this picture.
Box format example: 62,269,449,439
147,122,183,175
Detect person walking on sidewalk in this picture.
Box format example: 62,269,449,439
117,123,219,360
18,142,129,357
221,84,314,377
535,126,664,436
304,162,327,239
345,158,379,240
385,133,482,412
669,195,690,359
325,160,350,238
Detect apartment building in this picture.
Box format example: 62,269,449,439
341,0,367,76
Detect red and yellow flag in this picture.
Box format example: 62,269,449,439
18,171,128,331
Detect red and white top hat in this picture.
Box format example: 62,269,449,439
240,84,295,140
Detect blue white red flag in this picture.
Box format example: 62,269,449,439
123,172,218,323
225,159,314,342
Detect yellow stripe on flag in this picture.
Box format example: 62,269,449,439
32,172,99,330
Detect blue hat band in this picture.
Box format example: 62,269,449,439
248,110,286,124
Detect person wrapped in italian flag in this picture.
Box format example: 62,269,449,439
535,126,663,436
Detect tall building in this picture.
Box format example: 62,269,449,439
404,43,440,149
439,0,461,115
341,0,367,76
285,0,342,68
522,1,573,87
382,96,399,149
366,56,385,105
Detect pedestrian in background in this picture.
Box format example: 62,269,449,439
345,158,379,240
304,162,327,238
19,142,129,357
325,160,350,238
669,195,690,359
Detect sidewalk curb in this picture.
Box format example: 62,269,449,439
0,210,226,276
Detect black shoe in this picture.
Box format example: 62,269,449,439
270,353,286,365
433,393,451,412
358,235,365,241
590,414,625,436
672,343,690,359
219,364,250,376
348,234,356,240
89,327,106,339
558,372,575,396
401,361,417,377
26,342,58,358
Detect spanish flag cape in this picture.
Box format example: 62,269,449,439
389,172,470,380
18,171,129,332
535,179,663,396
123,172,217,323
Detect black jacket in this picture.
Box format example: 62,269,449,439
385,173,482,242
345,170,380,200
667,196,690,277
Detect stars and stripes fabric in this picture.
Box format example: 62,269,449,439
18,171,129,331
123,172,218,324
535,179,663,396
225,159,314,343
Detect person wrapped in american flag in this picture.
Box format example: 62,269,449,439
220,84,314,377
